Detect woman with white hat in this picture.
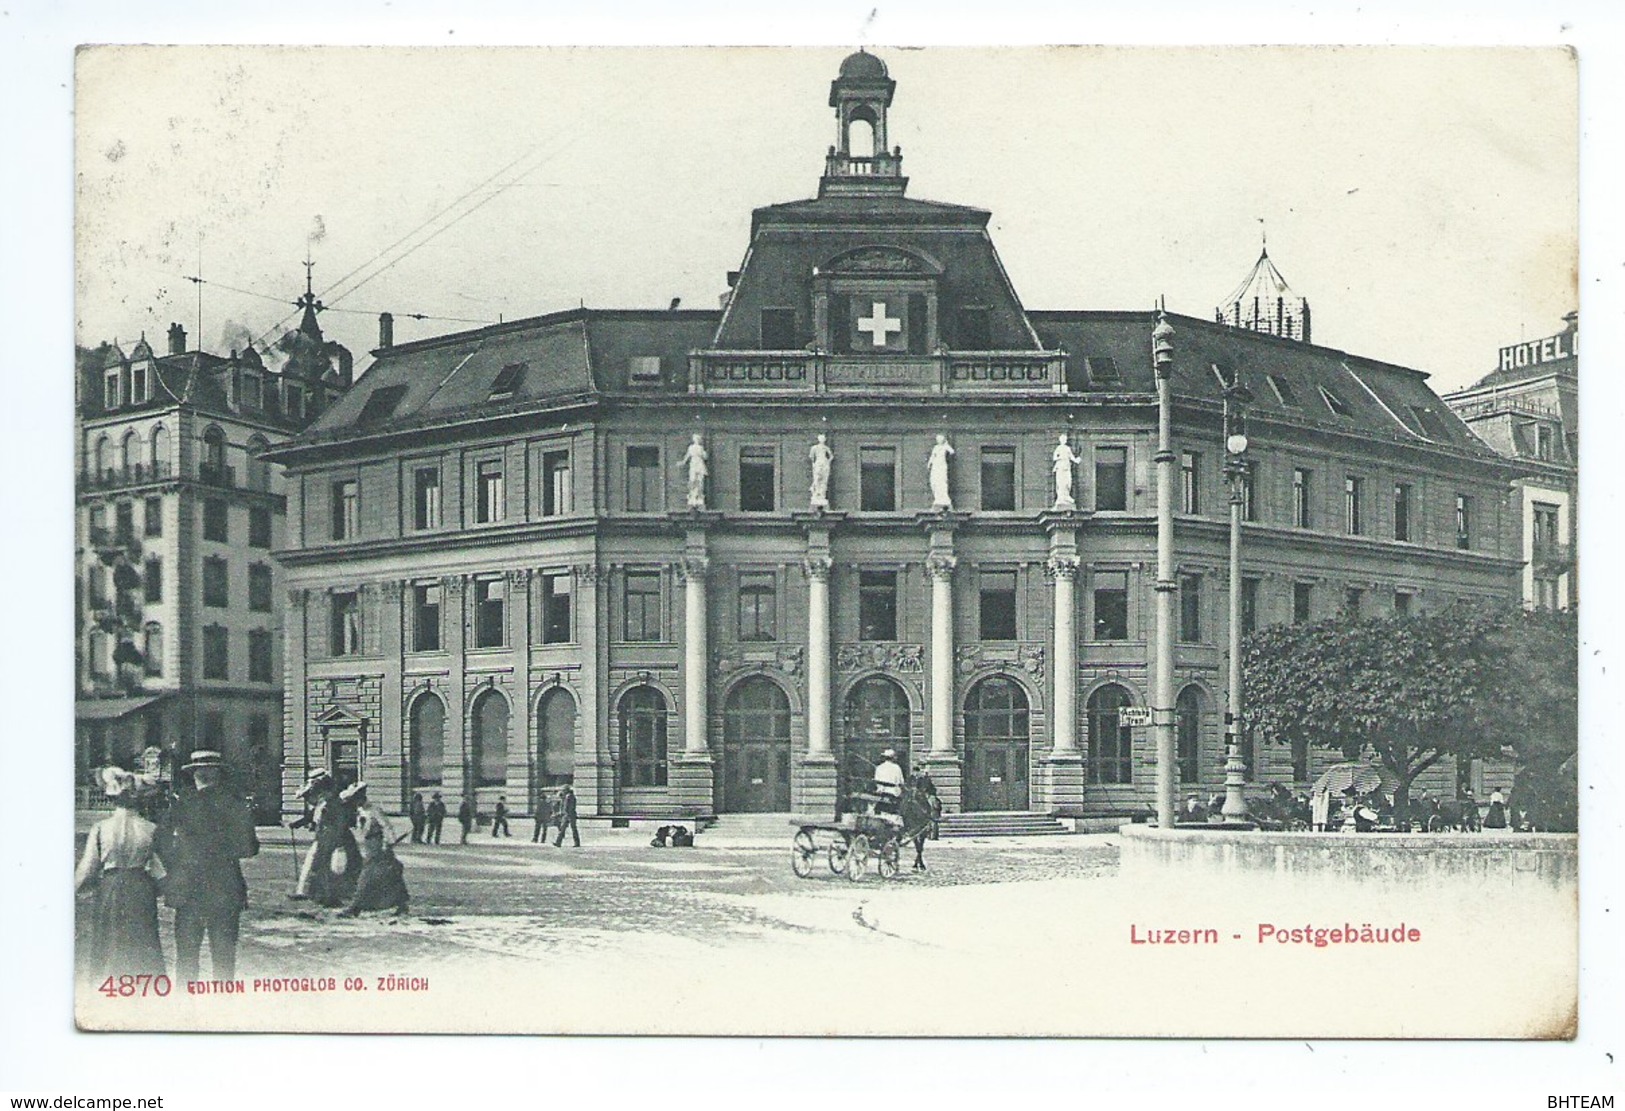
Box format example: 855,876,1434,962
337,782,410,917
290,769,360,907
75,767,167,980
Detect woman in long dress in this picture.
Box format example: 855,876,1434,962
291,770,361,907
337,783,410,917
75,767,167,979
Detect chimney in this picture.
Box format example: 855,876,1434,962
167,322,186,356
378,312,394,349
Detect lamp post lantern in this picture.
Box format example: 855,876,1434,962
1221,375,1253,824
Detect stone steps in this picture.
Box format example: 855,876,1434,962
936,812,1071,838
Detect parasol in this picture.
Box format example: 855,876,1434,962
1313,761,1397,797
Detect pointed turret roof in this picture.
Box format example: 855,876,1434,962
1216,245,1311,343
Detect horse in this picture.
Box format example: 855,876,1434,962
901,780,942,872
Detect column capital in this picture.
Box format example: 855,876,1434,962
285,587,309,608
678,555,710,583
573,561,603,585
926,553,958,581
506,568,531,588
801,555,833,581
1045,554,1080,581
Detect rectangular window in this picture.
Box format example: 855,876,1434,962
760,308,798,349
242,373,262,410
202,625,228,680
957,307,992,351
331,480,358,540
141,557,161,604
1537,423,1555,461
330,591,362,656
1293,582,1313,624
1094,447,1127,511
628,355,664,384
1393,590,1413,617
202,712,225,754
1240,466,1258,522
625,446,662,512
88,565,107,608
1240,576,1260,636
979,569,1018,641
132,366,146,403
737,571,777,642
1455,494,1473,550
413,467,442,530
248,563,273,612
1345,475,1364,535
476,461,505,524
1291,736,1310,782
203,498,228,543
411,583,442,652
248,629,273,682
1093,571,1128,641
858,571,898,642
202,556,228,608
623,571,662,642
474,577,506,648
979,447,1016,511
1344,587,1364,619
144,496,163,537
248,505,272,548
1393,482,1413,541
115,502,134,546
104,372,120,410
1534,576,1559,612
1533,503,1560,556
1180,451,1200,514
1292,468,1312,529
540,573,573,644
541,450,571,517
143,624,162,678
286,387,304,421
907,294,929,356
1179,573,1202,642
738,448,776,512
859,447,897,512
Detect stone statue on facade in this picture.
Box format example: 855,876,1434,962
927,434,955,509
682,433,708,509
1051,432,1084,510
808,433,833,510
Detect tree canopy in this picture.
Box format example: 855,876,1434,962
1241,602,1577,817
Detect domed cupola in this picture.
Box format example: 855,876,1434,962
821,50,908,198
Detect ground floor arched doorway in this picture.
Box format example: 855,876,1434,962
963,675,1030,811
840,676,912,804
720,676,792,812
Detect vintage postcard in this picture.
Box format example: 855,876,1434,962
71,44,1579,1037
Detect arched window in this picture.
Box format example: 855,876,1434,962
246,435,270,491
409,692,446,787
536,687,576,786
202,426,226,478
846,108,877,158
150,425,168,473
142,622,163,677
121,431,138,475
94,436,109,479
470,688,509,787
1087,684,1134,784
1176,685,1203,784
843,676,911,781
963,675,1031,811
618,686,668,788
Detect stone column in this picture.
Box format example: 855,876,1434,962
1037,512,1086,815
1049,556,1079,754
507,569,532,800
927,552,957,757
574,561,605,816
681,555,709,755
804,556,833,759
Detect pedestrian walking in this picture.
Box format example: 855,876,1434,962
425,793,447,844
336,783,409,918
290,769,360,907
408,792,427,844
458,796,475,844
76,767,167,981
492,797,511,837
155,749,259,983
553,783,580,847
531,791,554,843
1483,788,1509,830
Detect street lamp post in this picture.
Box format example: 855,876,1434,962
1151,313,1177,831
1221,377,1253,823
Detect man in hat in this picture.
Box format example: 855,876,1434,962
425,792,447,845
552,783,580,848
156,750,259,982
873,748,905,819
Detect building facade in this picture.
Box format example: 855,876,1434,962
268,52,1523,822
1444,314,1578,612
76,289,351,818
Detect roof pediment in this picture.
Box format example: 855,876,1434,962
817,244,943,277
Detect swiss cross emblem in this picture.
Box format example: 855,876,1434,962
856,301,903,347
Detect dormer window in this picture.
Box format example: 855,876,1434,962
105,371,120,410
488,362,526,400
131,365,147,404
1319,385,1352,417
1266,374,1298,407
242,373,262,410
629,356,664,384
1087,356,1121,385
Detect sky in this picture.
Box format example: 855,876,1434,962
75,45,1577,394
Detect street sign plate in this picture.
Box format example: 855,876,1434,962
1118,707,1153,727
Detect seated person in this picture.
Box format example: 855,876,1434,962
872,748,905,825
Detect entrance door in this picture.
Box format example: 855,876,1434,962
721,677,792,812
963,676,1029,811
328,730,362,792
840,676,912,804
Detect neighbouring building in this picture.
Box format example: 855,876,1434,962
266,51,1524,823
76,279,352,819
1444,313,1578,612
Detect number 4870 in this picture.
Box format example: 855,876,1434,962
98,974,172,998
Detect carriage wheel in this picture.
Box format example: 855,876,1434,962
846,834,871,882
828,837,850,875
877,839,900,880
792,830,816,878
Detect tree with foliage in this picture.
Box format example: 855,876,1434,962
1241,602,1577,827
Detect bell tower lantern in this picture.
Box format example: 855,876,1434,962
821,50,908,198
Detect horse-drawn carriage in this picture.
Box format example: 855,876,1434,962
790,784,938,882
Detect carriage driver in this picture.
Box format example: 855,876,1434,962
873,748,906,824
